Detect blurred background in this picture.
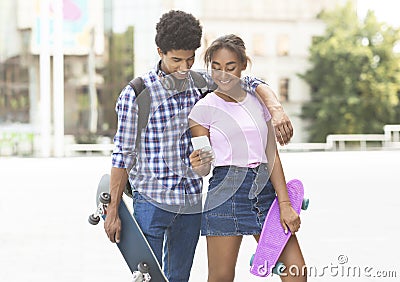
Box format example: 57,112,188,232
0,0,399,157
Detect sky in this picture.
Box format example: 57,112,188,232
112,0,400,33
357,0,400,27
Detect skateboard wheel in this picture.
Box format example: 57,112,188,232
137,262,149,273
99,192,111,204
88,214,100,225
301,198,309,210
249,254,255,266
273,261,286,275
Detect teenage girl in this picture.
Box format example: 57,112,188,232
189,34,306,282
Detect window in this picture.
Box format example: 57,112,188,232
253,34,266,56
0,58,30,123
277,34,289,56
279,78,289,102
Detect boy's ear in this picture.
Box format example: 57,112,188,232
157,47,163,57
242,61,247,70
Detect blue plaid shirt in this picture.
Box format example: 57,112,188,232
112,64,265,205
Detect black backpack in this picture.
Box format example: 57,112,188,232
123,71,215,197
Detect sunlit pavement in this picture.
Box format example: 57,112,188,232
0,150,399,281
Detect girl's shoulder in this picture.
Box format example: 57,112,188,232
197,92,219,105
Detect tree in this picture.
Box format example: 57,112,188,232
300,2,400,142
99,26,135,136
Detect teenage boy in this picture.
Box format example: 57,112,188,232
105,10,293,282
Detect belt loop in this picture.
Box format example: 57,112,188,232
253,164,260,174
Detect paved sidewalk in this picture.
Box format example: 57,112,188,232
0,151,399,281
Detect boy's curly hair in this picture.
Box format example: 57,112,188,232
155,10,202,53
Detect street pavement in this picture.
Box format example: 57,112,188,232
0,150,399,281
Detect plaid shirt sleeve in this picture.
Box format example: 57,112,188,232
242,76,267,95
112,85,138,169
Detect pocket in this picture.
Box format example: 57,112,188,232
132,191,148,204
208,167,229,188
249,164,270,199
254,180,276,214
205,169,235,211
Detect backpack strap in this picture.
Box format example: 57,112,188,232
190,70,217,98
128,77,145,97
123,77,148,198
128,77,150,151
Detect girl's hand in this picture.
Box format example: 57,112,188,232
279,201,301,235
189,149,214,176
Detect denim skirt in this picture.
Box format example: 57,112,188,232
201,164,276,236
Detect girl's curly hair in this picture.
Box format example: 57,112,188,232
155,10,202,53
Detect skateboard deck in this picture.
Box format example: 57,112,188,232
89,174,168,282
250,179,308,277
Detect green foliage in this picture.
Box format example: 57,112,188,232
300,2,400,142
100,26,135,135
103,26,135,99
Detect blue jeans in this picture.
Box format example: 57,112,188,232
132,191,201,282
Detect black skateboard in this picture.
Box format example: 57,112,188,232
89,174,168,281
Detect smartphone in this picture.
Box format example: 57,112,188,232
191,136,212,151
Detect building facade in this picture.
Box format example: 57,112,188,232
0,0,354,156
132,0,354,142
0,0,106,156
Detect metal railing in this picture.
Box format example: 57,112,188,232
279,124,400,152
2,124,400,156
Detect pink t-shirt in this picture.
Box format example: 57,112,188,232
189,92,271,167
